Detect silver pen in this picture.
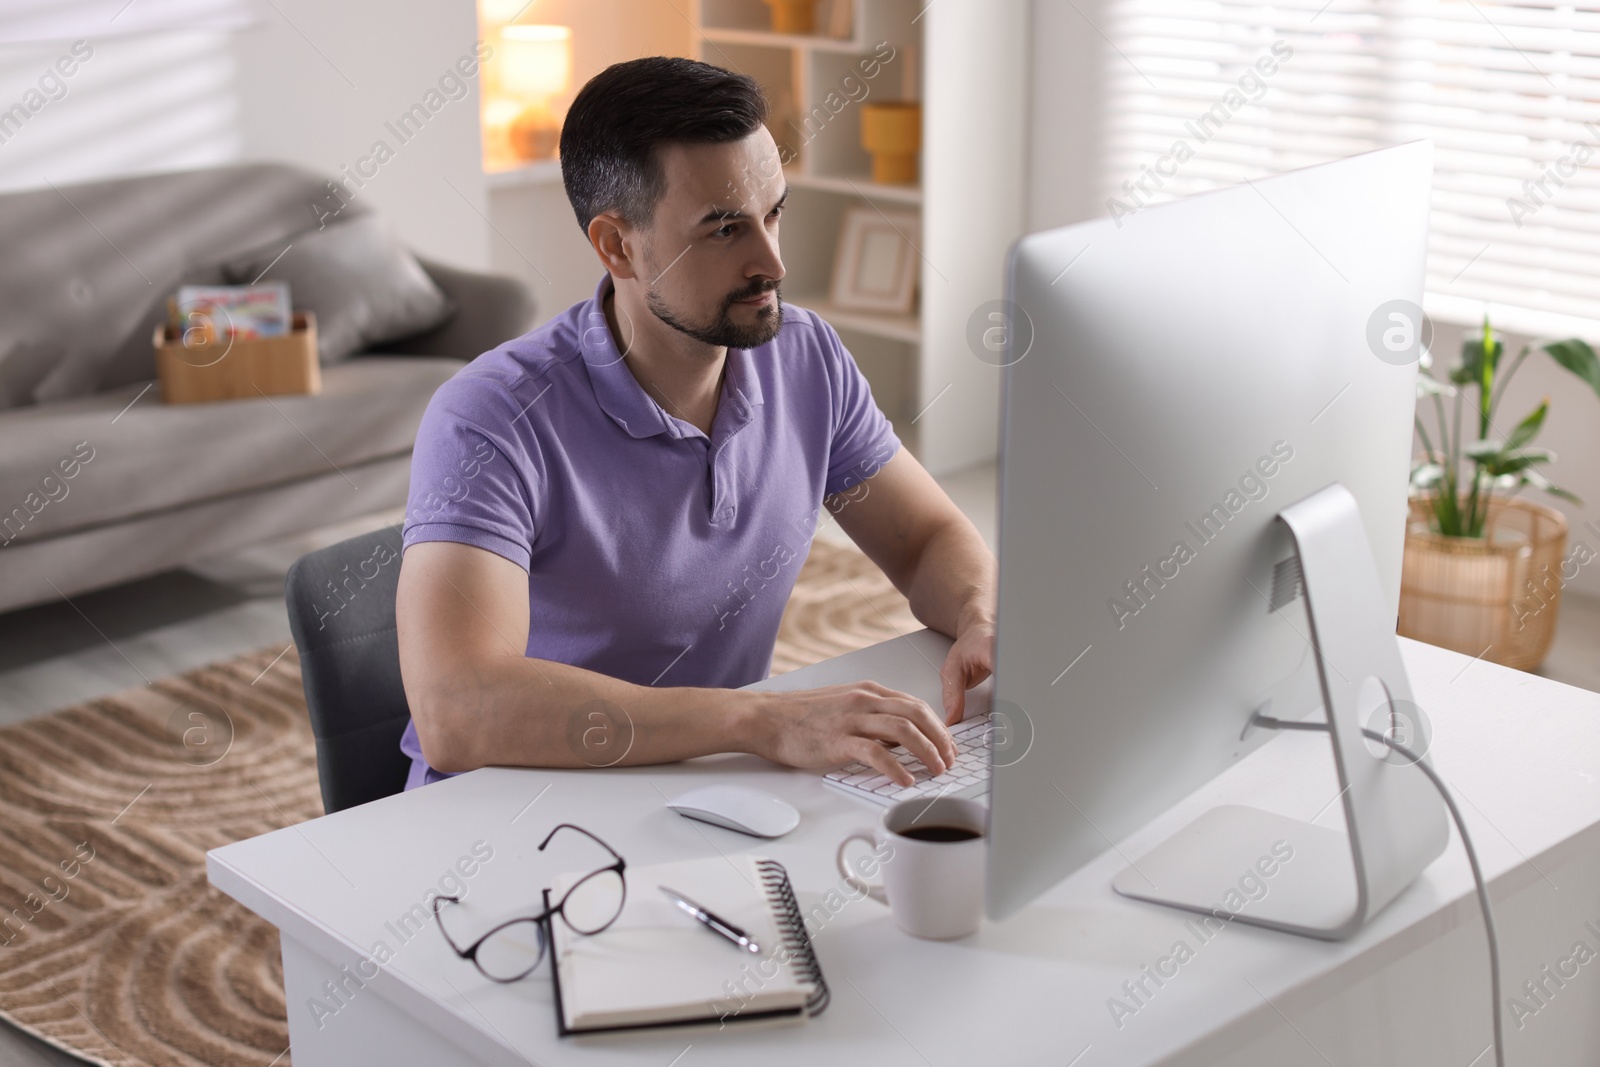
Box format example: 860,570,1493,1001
658,885,761,953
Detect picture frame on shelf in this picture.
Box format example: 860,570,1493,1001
829,206,920,314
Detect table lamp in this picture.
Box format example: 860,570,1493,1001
499,24,571,161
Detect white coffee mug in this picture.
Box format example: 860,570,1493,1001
835,795,986,940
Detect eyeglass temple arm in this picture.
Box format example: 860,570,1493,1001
432,893,469,954
538,822,624,866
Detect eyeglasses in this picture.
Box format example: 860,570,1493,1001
433,822,627,983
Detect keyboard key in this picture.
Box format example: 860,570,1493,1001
821,717,994,803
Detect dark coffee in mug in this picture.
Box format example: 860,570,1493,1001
838,795,988,938
900,825,982,843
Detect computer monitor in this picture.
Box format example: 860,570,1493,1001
985,141,1450,938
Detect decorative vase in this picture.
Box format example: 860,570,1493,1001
1397,494,1569,670
763,0,817,34
859,102,922,184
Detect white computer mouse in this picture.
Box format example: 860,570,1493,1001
665,784,801,838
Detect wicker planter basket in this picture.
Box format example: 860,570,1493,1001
1398,495,1569,671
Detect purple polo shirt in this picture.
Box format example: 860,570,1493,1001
397,273,901,788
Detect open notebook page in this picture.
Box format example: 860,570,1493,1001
549,854,810,1030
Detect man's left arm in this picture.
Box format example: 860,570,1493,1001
827,448,998,725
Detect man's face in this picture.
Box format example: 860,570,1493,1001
636,128,787,350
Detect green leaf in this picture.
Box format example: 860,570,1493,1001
1410,463,1445,489
1484,317,1502,380
1541,338,1600,400
1478,447,1555,476
1416,373,1455,398
1456,319,1502,387
1431,486,1462,536
1506,400,1548,450
1523,467,1584,505
1463,436,1543,467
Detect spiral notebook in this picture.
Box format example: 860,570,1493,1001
545,855,829,1035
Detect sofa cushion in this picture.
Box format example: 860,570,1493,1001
34,263,233,407
0,335,64,410
0,163,374,406
221,214,456,365
0,357,462,549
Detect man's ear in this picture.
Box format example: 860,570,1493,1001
588,212,640,280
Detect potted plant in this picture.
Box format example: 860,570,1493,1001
1399,316,1599,669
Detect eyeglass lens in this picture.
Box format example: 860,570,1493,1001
559,867,626,935
473,917,547,982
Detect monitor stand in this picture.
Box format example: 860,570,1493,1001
1110,483,1450,941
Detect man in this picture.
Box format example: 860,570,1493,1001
396,56,996,791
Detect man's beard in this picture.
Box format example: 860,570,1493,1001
646,277,784,349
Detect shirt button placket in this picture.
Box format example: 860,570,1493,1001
711,447,736,525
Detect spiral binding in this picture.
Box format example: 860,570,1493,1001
756,858,831,1016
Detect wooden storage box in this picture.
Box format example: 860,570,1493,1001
154,311,321,404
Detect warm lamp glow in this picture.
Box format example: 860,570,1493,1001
499,24,571,101
478,0,526,30
479,16,573,167
483,98,523,127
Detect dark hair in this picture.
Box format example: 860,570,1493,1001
559,56,769,234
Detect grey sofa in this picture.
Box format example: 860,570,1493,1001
0,162,535,615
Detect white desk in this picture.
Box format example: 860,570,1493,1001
209,634,1600,1066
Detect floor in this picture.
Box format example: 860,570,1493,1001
0,462,1594,1064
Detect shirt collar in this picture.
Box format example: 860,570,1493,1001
581,273,766,441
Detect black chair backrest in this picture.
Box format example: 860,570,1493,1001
284,524,413,813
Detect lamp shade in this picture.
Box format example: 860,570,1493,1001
499,24,571,101
478,0,526,29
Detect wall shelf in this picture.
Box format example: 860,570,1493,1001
702,26,867,53
785,168,921,205
788,293,921,343
485,158,563,190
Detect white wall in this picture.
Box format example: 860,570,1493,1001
0,0,488,268
1026,0,1110,233
0,29,244,193
916,0,1029,476
489,178,602,327
232,0,488,268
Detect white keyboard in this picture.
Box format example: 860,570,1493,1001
823,714,992,805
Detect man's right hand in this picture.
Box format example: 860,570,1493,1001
752,682,960,787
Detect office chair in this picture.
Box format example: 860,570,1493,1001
284,524,414,813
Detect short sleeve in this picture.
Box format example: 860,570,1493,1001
402,373,542,571
820,318,902,497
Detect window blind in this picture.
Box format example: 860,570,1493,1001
1099,0,1600,336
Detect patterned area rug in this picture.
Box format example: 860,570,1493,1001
0,535,914,1066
